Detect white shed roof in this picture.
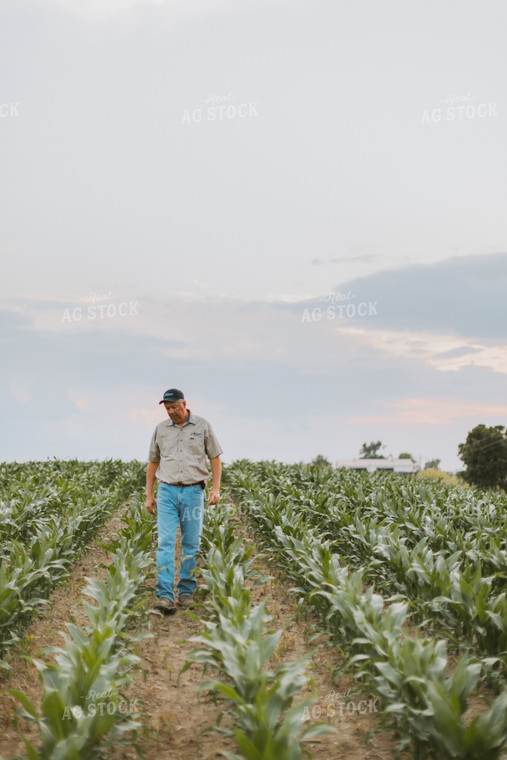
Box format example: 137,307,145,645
336,459,419,472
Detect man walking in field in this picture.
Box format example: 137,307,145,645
146,388,222,614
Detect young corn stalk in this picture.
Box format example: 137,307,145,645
182,498,336,760
8,493,154,760
0,461,147,673
225,462,507,760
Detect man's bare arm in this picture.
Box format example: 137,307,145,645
208,455,221,505
146,461,158,513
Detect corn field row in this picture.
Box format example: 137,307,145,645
183,498,335,760
4,457,507,759
226,461,507,665
224,461,507,760
0,461,146,672
0,460,143,549
5,494,154,760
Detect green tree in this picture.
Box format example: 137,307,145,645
311,454,332,468
424,458,441,470
458,424,507,490
359,441,386,459
399,452,416,462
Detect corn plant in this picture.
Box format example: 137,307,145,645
0,461,147,671
225,461,507,760
8,492,154,760
226,460,507,662
182,498,336,760
11,625,140,760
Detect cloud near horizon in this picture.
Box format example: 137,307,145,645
5,252,507,380
332,325,507,376
347,398,507,426
2,252,507,468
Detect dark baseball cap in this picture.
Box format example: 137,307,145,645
159,388,185,404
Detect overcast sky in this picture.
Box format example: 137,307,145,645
1,0,506,471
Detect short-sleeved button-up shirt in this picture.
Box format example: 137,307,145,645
148,408,223,485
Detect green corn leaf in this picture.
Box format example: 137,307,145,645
7,689,39,719
300,722,338,739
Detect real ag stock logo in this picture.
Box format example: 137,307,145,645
302,689,379,722
181,92,259,124
61,290,140,323
0,102,19,118
62,689,139,719
421,92,499,124
300,291,379,323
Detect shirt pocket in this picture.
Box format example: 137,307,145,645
188,434,204,455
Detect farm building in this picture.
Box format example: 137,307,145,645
336,458,420,474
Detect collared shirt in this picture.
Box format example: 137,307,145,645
147,408,223,485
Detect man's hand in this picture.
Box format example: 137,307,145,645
146,462,158,515
207,489,220,506
209,455,221,506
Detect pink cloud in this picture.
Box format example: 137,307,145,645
126,406,165,428
347,398,507,426
9,381,31,403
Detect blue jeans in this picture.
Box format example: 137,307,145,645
155,482,205,601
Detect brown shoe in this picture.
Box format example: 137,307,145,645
178,595,196,610
154,597,177,614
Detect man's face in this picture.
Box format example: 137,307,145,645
164,399,187,424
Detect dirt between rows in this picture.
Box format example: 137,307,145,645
0,501,406,760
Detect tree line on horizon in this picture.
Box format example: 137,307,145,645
311,424,507,492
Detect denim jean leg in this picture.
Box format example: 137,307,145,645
177,485,204,597
155,483,179,601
